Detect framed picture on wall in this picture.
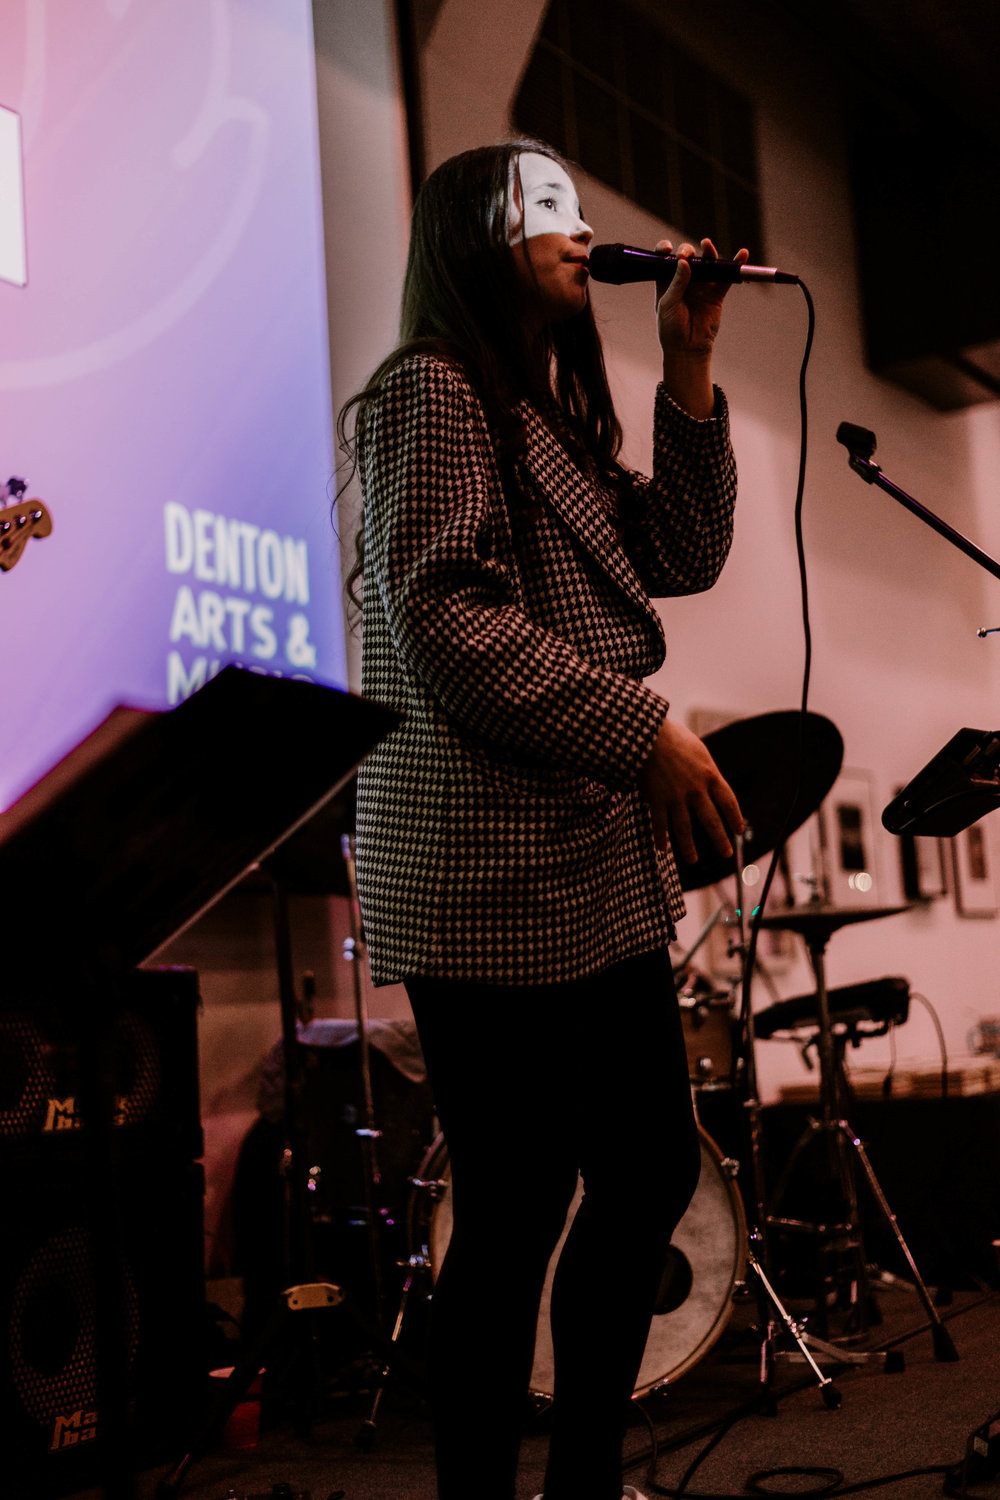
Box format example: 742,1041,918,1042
782,812,827,907
894,783,948,902
821,768,880,908
952,822,997,918
899,829,949,902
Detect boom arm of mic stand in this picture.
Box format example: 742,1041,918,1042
845,451,1000,584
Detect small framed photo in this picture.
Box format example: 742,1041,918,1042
899,830,949,902
894,783,948,902
821,768,880,908
952,823,997,918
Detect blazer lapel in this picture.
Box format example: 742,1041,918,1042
519,407,658,620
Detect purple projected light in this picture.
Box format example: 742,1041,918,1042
0,1,346,810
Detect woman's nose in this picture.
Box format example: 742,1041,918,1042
574,218,594,243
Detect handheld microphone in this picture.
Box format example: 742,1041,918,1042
588,243,799,286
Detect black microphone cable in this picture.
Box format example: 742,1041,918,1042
662,277,819,1500
735,278,816,1114
626,1384,958,1499
622,1293,999,1500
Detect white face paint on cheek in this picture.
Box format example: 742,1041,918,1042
507,164,525,245
507,152,590,245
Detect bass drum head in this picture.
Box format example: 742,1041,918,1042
412,1125,746,1397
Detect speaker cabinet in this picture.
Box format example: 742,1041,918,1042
2,1151,207,1498
0,966,206,1496
0,965,202,1160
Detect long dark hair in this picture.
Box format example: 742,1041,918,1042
336,138,625,606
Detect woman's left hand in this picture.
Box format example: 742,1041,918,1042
654,237,749,357
654,238,748,417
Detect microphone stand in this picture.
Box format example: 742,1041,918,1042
838,422,1000,1494
836,422,1000,584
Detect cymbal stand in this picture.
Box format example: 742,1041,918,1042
731,835,770,1254
356,1177,440,1450
725,836,844,1410
340,833,386,1333
765,910,957,1361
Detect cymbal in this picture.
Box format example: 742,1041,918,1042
757,903,911,939
675,710,843,891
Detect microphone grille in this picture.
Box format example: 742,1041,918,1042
586,244,626,284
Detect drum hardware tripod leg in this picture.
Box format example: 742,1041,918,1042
740,1140,901,1403
356,1176,442,1449
743,1234,843,1410
765,932,873,1338
724,838,836,1407
833,1122,958,1361
737,1091,859,1405
341,833,386,1334
767,1109,859,1342
766,925,957,1360
357,1248,433,1449
340,833,443,1445
748,1232,908,1380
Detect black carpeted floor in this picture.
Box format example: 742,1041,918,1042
68,1283,1000,1500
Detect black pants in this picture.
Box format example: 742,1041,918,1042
405,948,700,1500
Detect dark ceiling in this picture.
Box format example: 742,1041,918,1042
770,0,1000,148
768,0,1000,406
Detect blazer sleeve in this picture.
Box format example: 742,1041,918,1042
620,384,737,598
362,356,667,787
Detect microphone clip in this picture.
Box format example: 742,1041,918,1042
836,422,881,482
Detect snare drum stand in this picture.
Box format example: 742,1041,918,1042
759,902,958,1363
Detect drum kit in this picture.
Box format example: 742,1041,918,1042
365,709,958,1428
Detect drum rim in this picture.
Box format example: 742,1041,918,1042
632,1126,747,1394
413,1125,747,1394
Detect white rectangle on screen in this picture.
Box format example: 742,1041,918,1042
0,104,27,287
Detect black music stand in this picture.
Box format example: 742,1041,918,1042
0,667,398,1500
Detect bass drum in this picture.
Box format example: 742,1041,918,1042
409,1125,746,1396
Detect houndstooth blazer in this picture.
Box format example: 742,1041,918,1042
355,354,736,986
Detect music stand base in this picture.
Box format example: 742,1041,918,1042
154,1282,346,1499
